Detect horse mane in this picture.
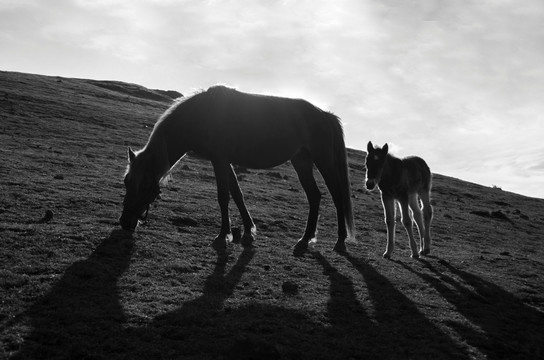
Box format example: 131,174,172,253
154,96,189,128
386,151,400,162
151,85,235,129
124,96,188,183
205,84,236,97
145,87,228,185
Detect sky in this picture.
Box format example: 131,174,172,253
1,0,544,198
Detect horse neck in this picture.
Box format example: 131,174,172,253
142,132,174,181
148,118,189,170
152,104,191,169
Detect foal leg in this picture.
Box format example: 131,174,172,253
228,165,256,247
291,151,321,255
382,196,396,259
211,159,233,249
399,198,419,258
408,194,425,254
419,190,433,255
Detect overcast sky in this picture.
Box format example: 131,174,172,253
1,0,543,198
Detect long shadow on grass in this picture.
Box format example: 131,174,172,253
128,249,468,359
399,258,544,359
134,246,259,358
11,229,134,359
137,246,350,359
129,246,354,359
314,252,467,359
8,236,479,359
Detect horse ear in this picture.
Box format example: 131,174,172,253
383,143,389,154
128,147,136,163
367,141,373,153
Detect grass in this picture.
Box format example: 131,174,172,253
1,70,543,359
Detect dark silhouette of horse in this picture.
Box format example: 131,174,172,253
120,86,354,254
365,141,433,258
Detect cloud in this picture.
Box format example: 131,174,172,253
0,0,543,197
0,0,38,10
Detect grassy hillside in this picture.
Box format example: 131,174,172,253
1,71,543,359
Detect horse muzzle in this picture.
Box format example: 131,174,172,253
119,212,138,231
119,203,151,231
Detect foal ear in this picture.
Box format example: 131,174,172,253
128,147,136,163
367,141,374,153
382,143,389,154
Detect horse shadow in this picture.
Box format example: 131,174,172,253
10,230,135,359
10,231,480,359
9,229,263,359
137,249,469,359
397,258,544,359
134,245,260,358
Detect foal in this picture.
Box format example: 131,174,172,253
365,142,433,259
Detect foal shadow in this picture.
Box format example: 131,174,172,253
310,251,467,359
10,230,134,359
398,258,544,359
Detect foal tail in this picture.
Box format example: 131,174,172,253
331,116,355,241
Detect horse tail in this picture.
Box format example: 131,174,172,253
415,156,432,192
423,160,433,191
331,115,355,240
422,158,433,193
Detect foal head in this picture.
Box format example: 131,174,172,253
119,148,161,231
365,141,389,190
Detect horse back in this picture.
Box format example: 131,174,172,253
174,87,340,167
380,155,431,198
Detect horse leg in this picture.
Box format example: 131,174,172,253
211,159,233,249
408,194,425,255
315,163,348,253
228,165,256,247
382,196,396,259
399,198,419,258
419,190,433,256
291,151,321,256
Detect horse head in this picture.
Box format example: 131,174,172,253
119,147,161,231
365,141,388,190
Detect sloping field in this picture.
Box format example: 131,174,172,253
1,71,543,359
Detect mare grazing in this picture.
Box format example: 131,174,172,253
119,86,354,254
365,141,433,258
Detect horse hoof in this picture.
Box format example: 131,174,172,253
419,249,430,256
382,252,391,259
241,233,255,248
411,253,420,259
333,242,347,254
212,233,232,251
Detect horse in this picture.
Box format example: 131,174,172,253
364,141,433,259
119,85,355,254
